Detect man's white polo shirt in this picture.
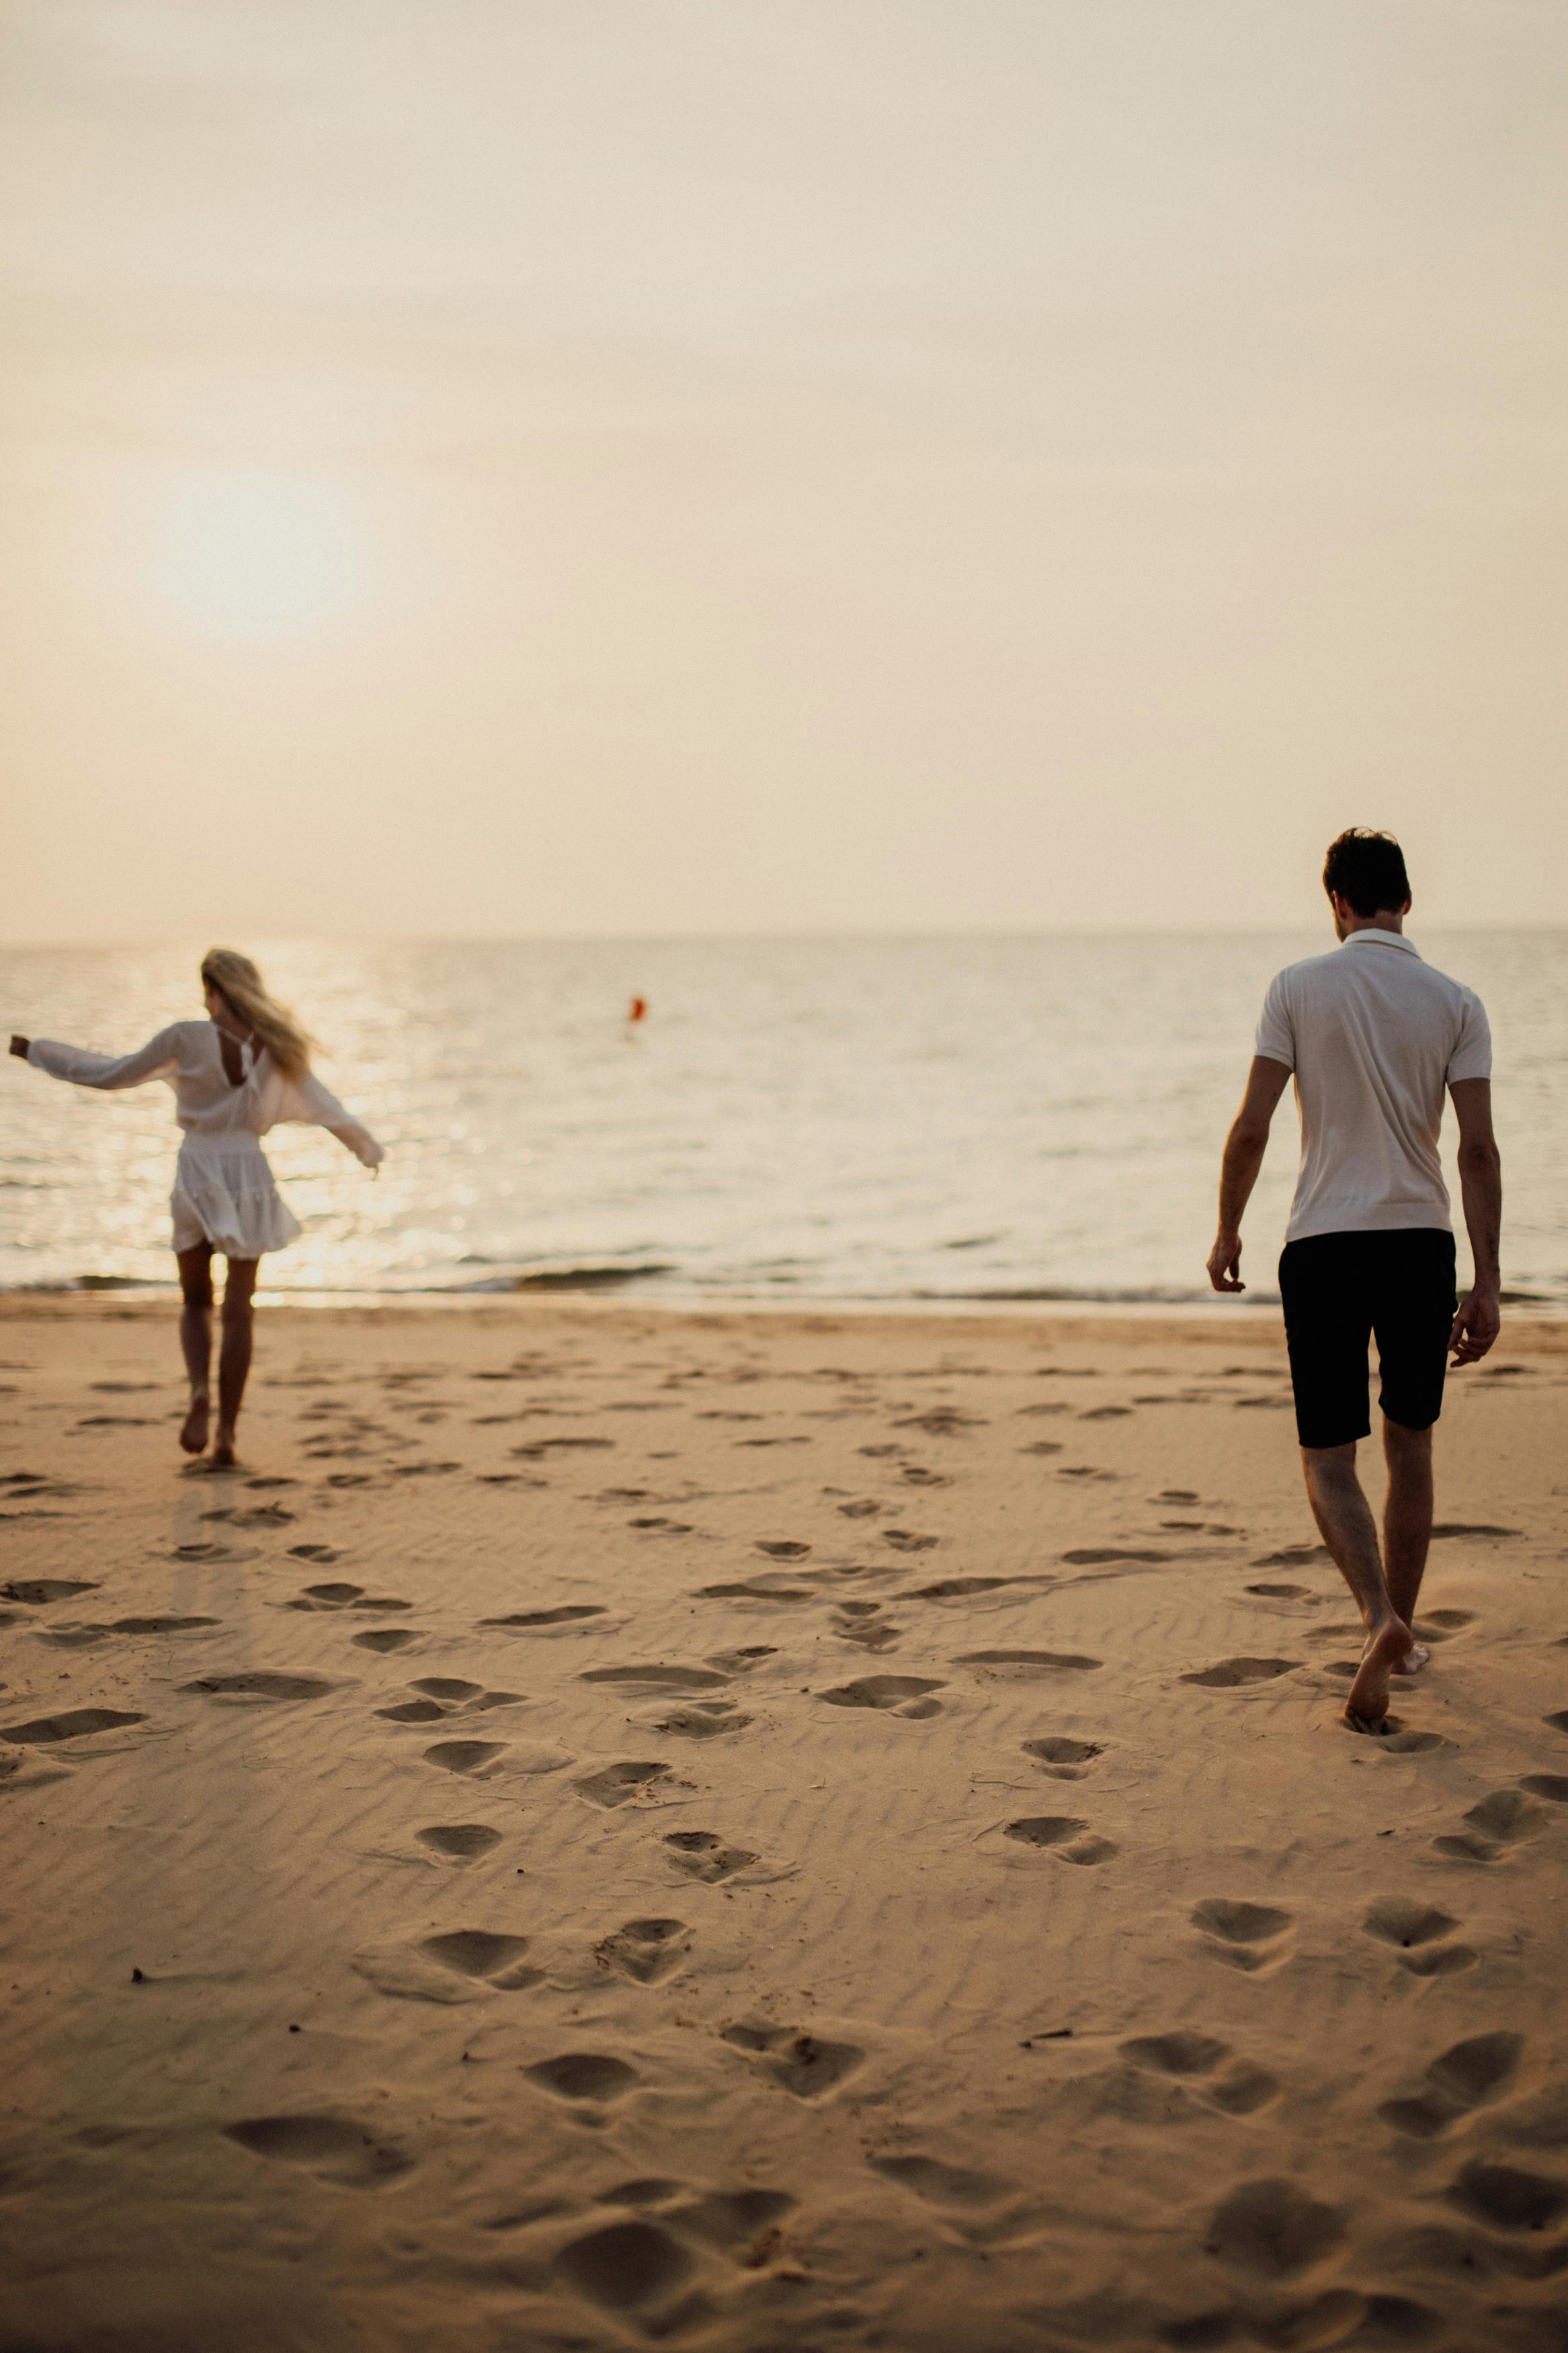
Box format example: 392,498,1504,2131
1255,931,1491,1244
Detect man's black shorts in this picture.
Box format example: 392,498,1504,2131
1278,1228,1457,1450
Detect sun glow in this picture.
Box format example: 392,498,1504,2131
155,469,366,641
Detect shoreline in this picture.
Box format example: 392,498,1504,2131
4,1288,1568,1349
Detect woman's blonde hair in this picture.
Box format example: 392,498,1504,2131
200,949,315,1081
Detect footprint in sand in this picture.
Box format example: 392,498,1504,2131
417,1823,503,1863
528,2052,641,2106
1120,2032,1279,2117
1378,2031,1524,2139
820,1674,944,1719
1244,1582,1315,1601
423,1739,506,1776
1418,1607,1478,1636
636,1700,754,1739
1181,1658,1301,1689
354,1929,538,2002
838,1500,882,1519
1374,1727,1450,1755
1250,1545,1330,1568
706,1646,778,1675
596,1918,691,1985
663,1831,759,1884
721,2022,865,2100
893,1410,985,1437
223,2115,411,2186
958,1650,1102,1677
550,2219,693,2318
1518,1773,1568,1804
1546,1711,1568,1737
50,1616,222,1645
378,1681,521,1724
1061,1548,1170,1566
662,2187,797,2260
421,1929,538,1986
1432,1788,1551,1864
907,1576,1022,1602
575,1761,670,1808
481,1605,606,1631
1,1579,99,1607
1445,2160,1568,2235
1362,1899,1476,1977
756,1540,811,1559
696,1581,814,1603
1,1706,147,1745
181,1672,334,1704
1192,1898,1293,1972
833,1602,900,1652
580,1665,731,1693
1204,2177,1345,2280
288,1583,413,1616
880,1529,940,1553
288,1542,340,1563
1003,1816,1116,1865
1022,1736,1105,1780
354,1628,421,1654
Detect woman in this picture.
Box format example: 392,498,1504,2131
9,949,383,1467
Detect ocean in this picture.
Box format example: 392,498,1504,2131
2,932,1563,1310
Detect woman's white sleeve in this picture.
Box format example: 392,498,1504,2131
278,1070,385,1168
27,1029,183,1091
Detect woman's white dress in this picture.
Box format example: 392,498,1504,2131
27,1023,383,1259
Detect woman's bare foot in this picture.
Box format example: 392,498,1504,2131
1346,1616,1413,1728
211,1425,239,1469
179,1392,210,1455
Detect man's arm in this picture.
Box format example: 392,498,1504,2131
1448,1076,1501,1365
1206,1056,1292,1293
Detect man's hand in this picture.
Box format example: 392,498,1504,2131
1207,1231,1245,1293
9,1036,30,1060
1450,1285,1500,1367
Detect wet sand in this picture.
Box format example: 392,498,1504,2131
1,1297,1565,2352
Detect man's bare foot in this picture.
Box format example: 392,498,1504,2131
179,1394,210,1455
1345,1616,1413,1727
211,1427,239,1469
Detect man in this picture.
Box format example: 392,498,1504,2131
1206,829,1501,1730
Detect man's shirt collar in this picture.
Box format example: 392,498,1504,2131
1343,930,1421,958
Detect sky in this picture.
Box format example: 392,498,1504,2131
2,0,1565,941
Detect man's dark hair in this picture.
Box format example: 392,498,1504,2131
1322,828,1410,918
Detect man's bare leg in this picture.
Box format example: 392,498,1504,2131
1383,1418,1434,1673
212,1257,259,1468
176,1243,214,1455
1301,1441,1413,1727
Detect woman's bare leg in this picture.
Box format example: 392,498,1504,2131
177,1244,214,1454
213,1257,259,1468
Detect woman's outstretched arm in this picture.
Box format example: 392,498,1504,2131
279,1070,385,1169
15,1027,185,1090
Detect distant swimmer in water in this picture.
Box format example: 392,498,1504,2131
9,949,383,1468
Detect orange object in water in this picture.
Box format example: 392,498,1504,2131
628,996,648,1024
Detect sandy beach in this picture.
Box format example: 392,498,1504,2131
2,1295,1565,2353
